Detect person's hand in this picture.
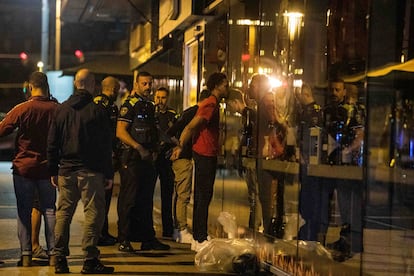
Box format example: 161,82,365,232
104,179,113,190
170,146,182,161
50,176,58,188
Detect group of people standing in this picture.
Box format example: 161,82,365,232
0,69,230,274
0,67,364,274
227,74,365,263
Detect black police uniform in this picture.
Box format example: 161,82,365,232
93,93,119,244
117,94,160,246
154,107,177,237
296,101,323,241
321,100,365,261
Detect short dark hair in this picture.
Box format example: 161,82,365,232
137,71,152,81
29,71,49,91
156,86,169,96
206,72,227,91
329,77,345,84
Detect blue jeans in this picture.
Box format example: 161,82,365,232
13,175,56,256
54,170,105,259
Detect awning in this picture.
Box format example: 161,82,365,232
61,55,133,77
344,59,414,82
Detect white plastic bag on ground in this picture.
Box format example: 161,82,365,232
194,238,257,273
217,211,237,238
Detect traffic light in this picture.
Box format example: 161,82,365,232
19,52,28,60
20,52,29,65
74,49,84,63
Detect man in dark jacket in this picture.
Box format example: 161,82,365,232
48,69,114,274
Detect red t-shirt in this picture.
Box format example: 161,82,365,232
0,96,58,179
192,95,220,157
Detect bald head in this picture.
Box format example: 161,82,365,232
101,76,120,101
74,69,95,94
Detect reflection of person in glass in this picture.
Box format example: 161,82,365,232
321,78,364,262
295,83,323,241
247,74,287,238
227,88,262,231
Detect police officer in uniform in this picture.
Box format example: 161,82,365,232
321,79,365,262
154,87,177,238
116,71,170,252
93,76,120,246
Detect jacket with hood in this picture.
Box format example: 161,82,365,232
47,89,114,179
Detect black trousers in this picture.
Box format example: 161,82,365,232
117,152,157,242
192,152,217,242
155,153,175,236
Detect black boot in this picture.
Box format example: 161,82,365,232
81,258,114,274
55,256,69,274
327,224,352,262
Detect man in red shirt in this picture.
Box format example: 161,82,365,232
0,72,58,267
171,72,229,252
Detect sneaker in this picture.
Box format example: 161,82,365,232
32,246,49,260
191,240,210,252
81,258,114,274
55,256,69,274
173,228,193,244
140,238,170,251
118,241,135,253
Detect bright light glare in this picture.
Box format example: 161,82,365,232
293,79,303,88
269,77,283,89
37,61,44,68
284,11,304,40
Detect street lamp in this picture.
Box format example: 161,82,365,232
37,61,44,72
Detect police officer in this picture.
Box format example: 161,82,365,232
116,71,170,252
154,87,177,238
94,76,120,246
321,79,364,262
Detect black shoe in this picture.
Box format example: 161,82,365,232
81,258,114,274
327,237,352,262
118,241,135,252
55,256,70,274
98,235,117,246
141,238,170,251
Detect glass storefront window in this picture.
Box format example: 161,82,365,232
202,0,414,275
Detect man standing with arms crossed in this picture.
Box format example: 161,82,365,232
171,72,229,252
48,69,114,274
116,71,170,252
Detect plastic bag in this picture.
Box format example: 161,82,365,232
217,211,238,238
195,238,257,273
